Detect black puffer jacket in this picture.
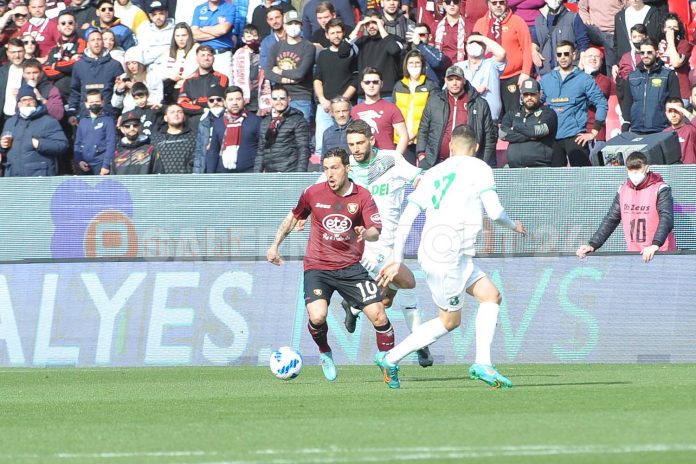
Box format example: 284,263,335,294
415,86,498,169
255,107,309,173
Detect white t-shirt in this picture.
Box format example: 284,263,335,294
408,155,495,264
349,149,422,251
624,5,651,43
4,65,23,116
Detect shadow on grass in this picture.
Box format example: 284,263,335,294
514,381,631,388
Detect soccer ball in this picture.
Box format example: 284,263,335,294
269,346,303,380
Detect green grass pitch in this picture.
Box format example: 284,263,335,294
1,364,695,464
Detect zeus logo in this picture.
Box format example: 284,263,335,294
322,214,352,234
84,210,138,258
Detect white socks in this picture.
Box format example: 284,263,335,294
385,317,448,365
474,302,500,366
394,287,421,332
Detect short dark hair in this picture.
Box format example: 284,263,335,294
85,89,102,100
666,97,683,106
414,22,431,34
625,152,648,169
630,23,648,36
324,147,350,165
451,124,477,149
267,5,284,17
361,66,382,81
6,38,24,49
364,8,382,19
271,84,288,96
198,44,214,54
225,85,244,97
346,119,372,138
325,18,344,32
243,23,259,34
639,38,657,50
22,59,42,71
556,40,575,52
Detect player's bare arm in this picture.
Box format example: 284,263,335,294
354,226,380,242
267,212,300,265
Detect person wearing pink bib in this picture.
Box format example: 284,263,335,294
576,151,677,263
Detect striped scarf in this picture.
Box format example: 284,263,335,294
488,9,510,42
435,15,467,63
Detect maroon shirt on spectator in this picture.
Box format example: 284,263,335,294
439,92,469,161
351,99,405,151
665,123,696,164
587,72,614,141
19,18,61,60
658,38,694,98
292,181,382,271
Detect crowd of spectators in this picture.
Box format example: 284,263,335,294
0,0,694,177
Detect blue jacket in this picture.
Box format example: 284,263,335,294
321,118,351,158
68,50,124,118
74,113,117,170
206,112,261,173
193,111,223,174
540,67,608,139
2,105,69,177
626,60,681,134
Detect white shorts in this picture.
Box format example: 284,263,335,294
421,258,486,312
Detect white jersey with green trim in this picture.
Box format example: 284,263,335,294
407,155,495,264
349,149,422,251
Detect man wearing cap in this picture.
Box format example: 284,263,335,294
416,65,497,169
136,0,175,67
112,110,163,174
191,0,236,82
193,85,225,173
0,82,69,176
18,0,61,62
500,78,558,167
67,28,123,122
90,0,136,50
264,9,315,124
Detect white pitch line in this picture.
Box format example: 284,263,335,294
1,444,695,462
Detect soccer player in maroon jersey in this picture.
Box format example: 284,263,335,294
266,148,396,381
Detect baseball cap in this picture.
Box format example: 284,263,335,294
520,78,540,94
444,65,465,79
121,111,141,125
146,0,168,13
283,10,301,24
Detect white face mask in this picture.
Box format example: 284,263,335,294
285,24,301,38
407,66,421,79
546,0,562,10
466,43,483,58
628,170,647,186
19,106,37,118
210,107,225,117
29,17,44,26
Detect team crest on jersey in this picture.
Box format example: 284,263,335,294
347,203,359,214
449,296,460,307
313,289,323,296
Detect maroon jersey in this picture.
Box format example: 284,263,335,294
292,181,382,271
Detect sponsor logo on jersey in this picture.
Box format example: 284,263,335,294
347,203,359,214
315,202,331,209
313,289,323,296
448,296,460,307
322,214,352,234
370,213,382,224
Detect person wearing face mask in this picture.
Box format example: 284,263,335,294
193,85,225,173
206,85,262,173
0,82,68,176
532,0,591,76
232,24,272,117
614,0,663,62
111,110,163,174
455,32,506,122
393,50,439,165
576,151,676,263
265,10,316,124
73,89,117,175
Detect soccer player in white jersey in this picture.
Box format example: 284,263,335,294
375,125,526,389
342,119,434,367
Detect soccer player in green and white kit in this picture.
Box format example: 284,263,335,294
375,125,526,389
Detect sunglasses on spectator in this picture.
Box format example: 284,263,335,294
556,51,571,57
639,50,655,55
444,0,459,4
23,40,37,45
271,96,287,101
14,14,28,19
122,123,140,128
489,0,506,5
100,7,114,12
60,21,75,25
208,97,223,103
362,80,380,85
